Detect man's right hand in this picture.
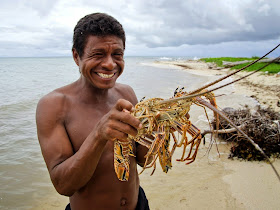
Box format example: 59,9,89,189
95,99,142,143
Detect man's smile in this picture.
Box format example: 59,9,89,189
96,72,115,79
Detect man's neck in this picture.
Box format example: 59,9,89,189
74,77,112,105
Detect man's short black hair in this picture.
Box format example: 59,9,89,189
72,13,126,58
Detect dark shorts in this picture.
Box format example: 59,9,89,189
136,186,150,210
65,186,149,210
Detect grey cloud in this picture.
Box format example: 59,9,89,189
126,38,280,58
23,0,58,17
0,0,58,17
1,0,280,57
0,26,73,57
123,0,280,48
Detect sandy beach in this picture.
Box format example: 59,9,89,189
33,59,280,210
156,59,280,113
141,59,280,210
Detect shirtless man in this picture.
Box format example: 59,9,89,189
36,13,150,210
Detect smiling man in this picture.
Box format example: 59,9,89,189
36,13,150,210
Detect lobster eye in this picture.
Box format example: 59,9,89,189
155,111,161,119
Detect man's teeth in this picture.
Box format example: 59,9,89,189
97,73,114,78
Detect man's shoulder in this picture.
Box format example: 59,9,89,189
36,87,70,119
114,83,135,96
115,82,132,89
114,83,137,104
114,83,133,91
38,88,67,107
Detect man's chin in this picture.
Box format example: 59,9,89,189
94,82,116,90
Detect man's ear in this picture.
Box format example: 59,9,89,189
72,48,80,66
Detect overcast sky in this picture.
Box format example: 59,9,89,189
1,0,280,58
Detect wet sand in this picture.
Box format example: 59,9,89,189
34,59,280,210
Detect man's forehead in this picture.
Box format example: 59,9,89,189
85,35,124,49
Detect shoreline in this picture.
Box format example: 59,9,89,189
155,59,280,113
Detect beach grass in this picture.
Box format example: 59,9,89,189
200,57,280,74
231,63,280,74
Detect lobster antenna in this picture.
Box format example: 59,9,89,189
188,43,280,95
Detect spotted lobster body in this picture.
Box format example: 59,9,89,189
113,91,211,181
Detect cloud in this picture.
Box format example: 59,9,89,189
122,0,280,47
23,0,58,17
0,0,280,57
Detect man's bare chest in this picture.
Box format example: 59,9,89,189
64,103,112,151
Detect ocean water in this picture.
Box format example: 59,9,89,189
0,56,257,209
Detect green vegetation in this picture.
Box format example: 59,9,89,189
200,57,258,67
231,63,280,74
200,57,280,74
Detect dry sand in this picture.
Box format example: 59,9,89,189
140,144,280,210
34,60,280,210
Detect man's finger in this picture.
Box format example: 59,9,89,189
119,111,142,130
115,99,134,112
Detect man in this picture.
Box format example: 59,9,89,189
36,13,150,210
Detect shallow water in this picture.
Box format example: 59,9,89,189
0,56,258,209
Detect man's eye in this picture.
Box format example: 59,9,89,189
114,53,123,57
94,53,103,56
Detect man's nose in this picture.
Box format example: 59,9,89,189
101,55,116,70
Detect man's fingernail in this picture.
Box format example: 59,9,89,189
123,109,130,113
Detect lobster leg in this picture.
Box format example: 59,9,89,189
175,123,202,164
139,130,166,174
158,125,173,173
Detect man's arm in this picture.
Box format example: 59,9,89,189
36,92,141,196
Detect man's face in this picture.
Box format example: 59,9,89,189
74,35,125,90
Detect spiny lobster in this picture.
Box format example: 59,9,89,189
113,44,280,182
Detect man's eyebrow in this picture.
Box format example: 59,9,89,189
89,48,105,52
85,47,124,56
85,49,104,55
114,48,124,52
